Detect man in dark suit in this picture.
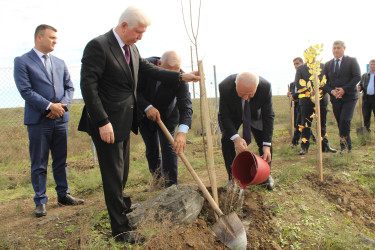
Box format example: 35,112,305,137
14,24,84,218
288,57,303,147
78,6,199,242
218,72,275,190
295,61,337,155
137,51,192,188
323,40,361,153
358,59,375,132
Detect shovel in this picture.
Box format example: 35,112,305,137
357,90,367,136
157,120,247,250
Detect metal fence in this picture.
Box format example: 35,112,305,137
0,65,93,165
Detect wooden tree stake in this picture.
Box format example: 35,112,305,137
198,60,219,215
314,73,323,182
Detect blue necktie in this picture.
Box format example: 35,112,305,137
42,54,52,81
243,100,251,144
334,58,340,76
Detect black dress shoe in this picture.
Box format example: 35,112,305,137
323,144,337,153
299,149,308,155
114,231,145,243
35,204,47,217
58,194,84,206
265,175,275,191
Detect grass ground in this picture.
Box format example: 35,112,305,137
1,96,375,249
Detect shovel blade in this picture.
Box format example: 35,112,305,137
356,127,367,136
212,212,247,250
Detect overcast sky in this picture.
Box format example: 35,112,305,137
1,0,374,97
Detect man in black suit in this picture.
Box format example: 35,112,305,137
358,59,375,132
218,72,275,190
137,51,192,188
323,41,361,153
78,6,199,242
295,60,337,155
288,57,303,147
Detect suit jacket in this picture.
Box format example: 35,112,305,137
295,63,328,107
78,30,180,142
359,72,373,102
14,49,74,125
137,57,192,130
218,74,274,143
322,55,361,102
289,82,299,100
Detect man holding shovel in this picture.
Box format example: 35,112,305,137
218,72,275,190
358,59,375,132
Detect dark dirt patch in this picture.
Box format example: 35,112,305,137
307,173,375,232
144,219,225,249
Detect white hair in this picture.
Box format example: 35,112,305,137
118,6,152,29
160,51,181,67
235,72,259,87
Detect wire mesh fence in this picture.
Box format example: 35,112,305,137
0,64,222,166
0,65,93,165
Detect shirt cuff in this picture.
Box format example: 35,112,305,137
46,102,52,110
177,124,189,133
145,105,153,112
263,142,271,147
230,134,240,141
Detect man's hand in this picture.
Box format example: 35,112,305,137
46,112,58,119
233,137,248,155
181,71,200,82
173,132,186,154
336,87,345,99
331,89,339,99
99,122,115,144
49,103,67,118
145,107,160,122
262,146,272,163
287,91,292,97
357,85,362,92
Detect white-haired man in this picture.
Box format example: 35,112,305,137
218,72,275,190
137,51,192,188
78,6,199,242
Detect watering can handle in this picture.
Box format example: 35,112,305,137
157,120,224,217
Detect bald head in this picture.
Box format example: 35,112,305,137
158,51,181,72
235,72,259,100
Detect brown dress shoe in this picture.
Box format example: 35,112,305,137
58,194,84,206
35,204,47,217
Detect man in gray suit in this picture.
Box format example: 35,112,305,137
78,6,199,242
358,59,375,132
323,40,361,153
14,24,84,218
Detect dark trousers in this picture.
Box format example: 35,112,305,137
139,121,178,187
27,119,70,205
362,95,375,131
222,127,272,180
291,102,301,145
92,135,131,236
332,99,357,150
300,104,328,150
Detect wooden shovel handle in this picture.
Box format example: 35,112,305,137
157,120,224,217
358,89,364,126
